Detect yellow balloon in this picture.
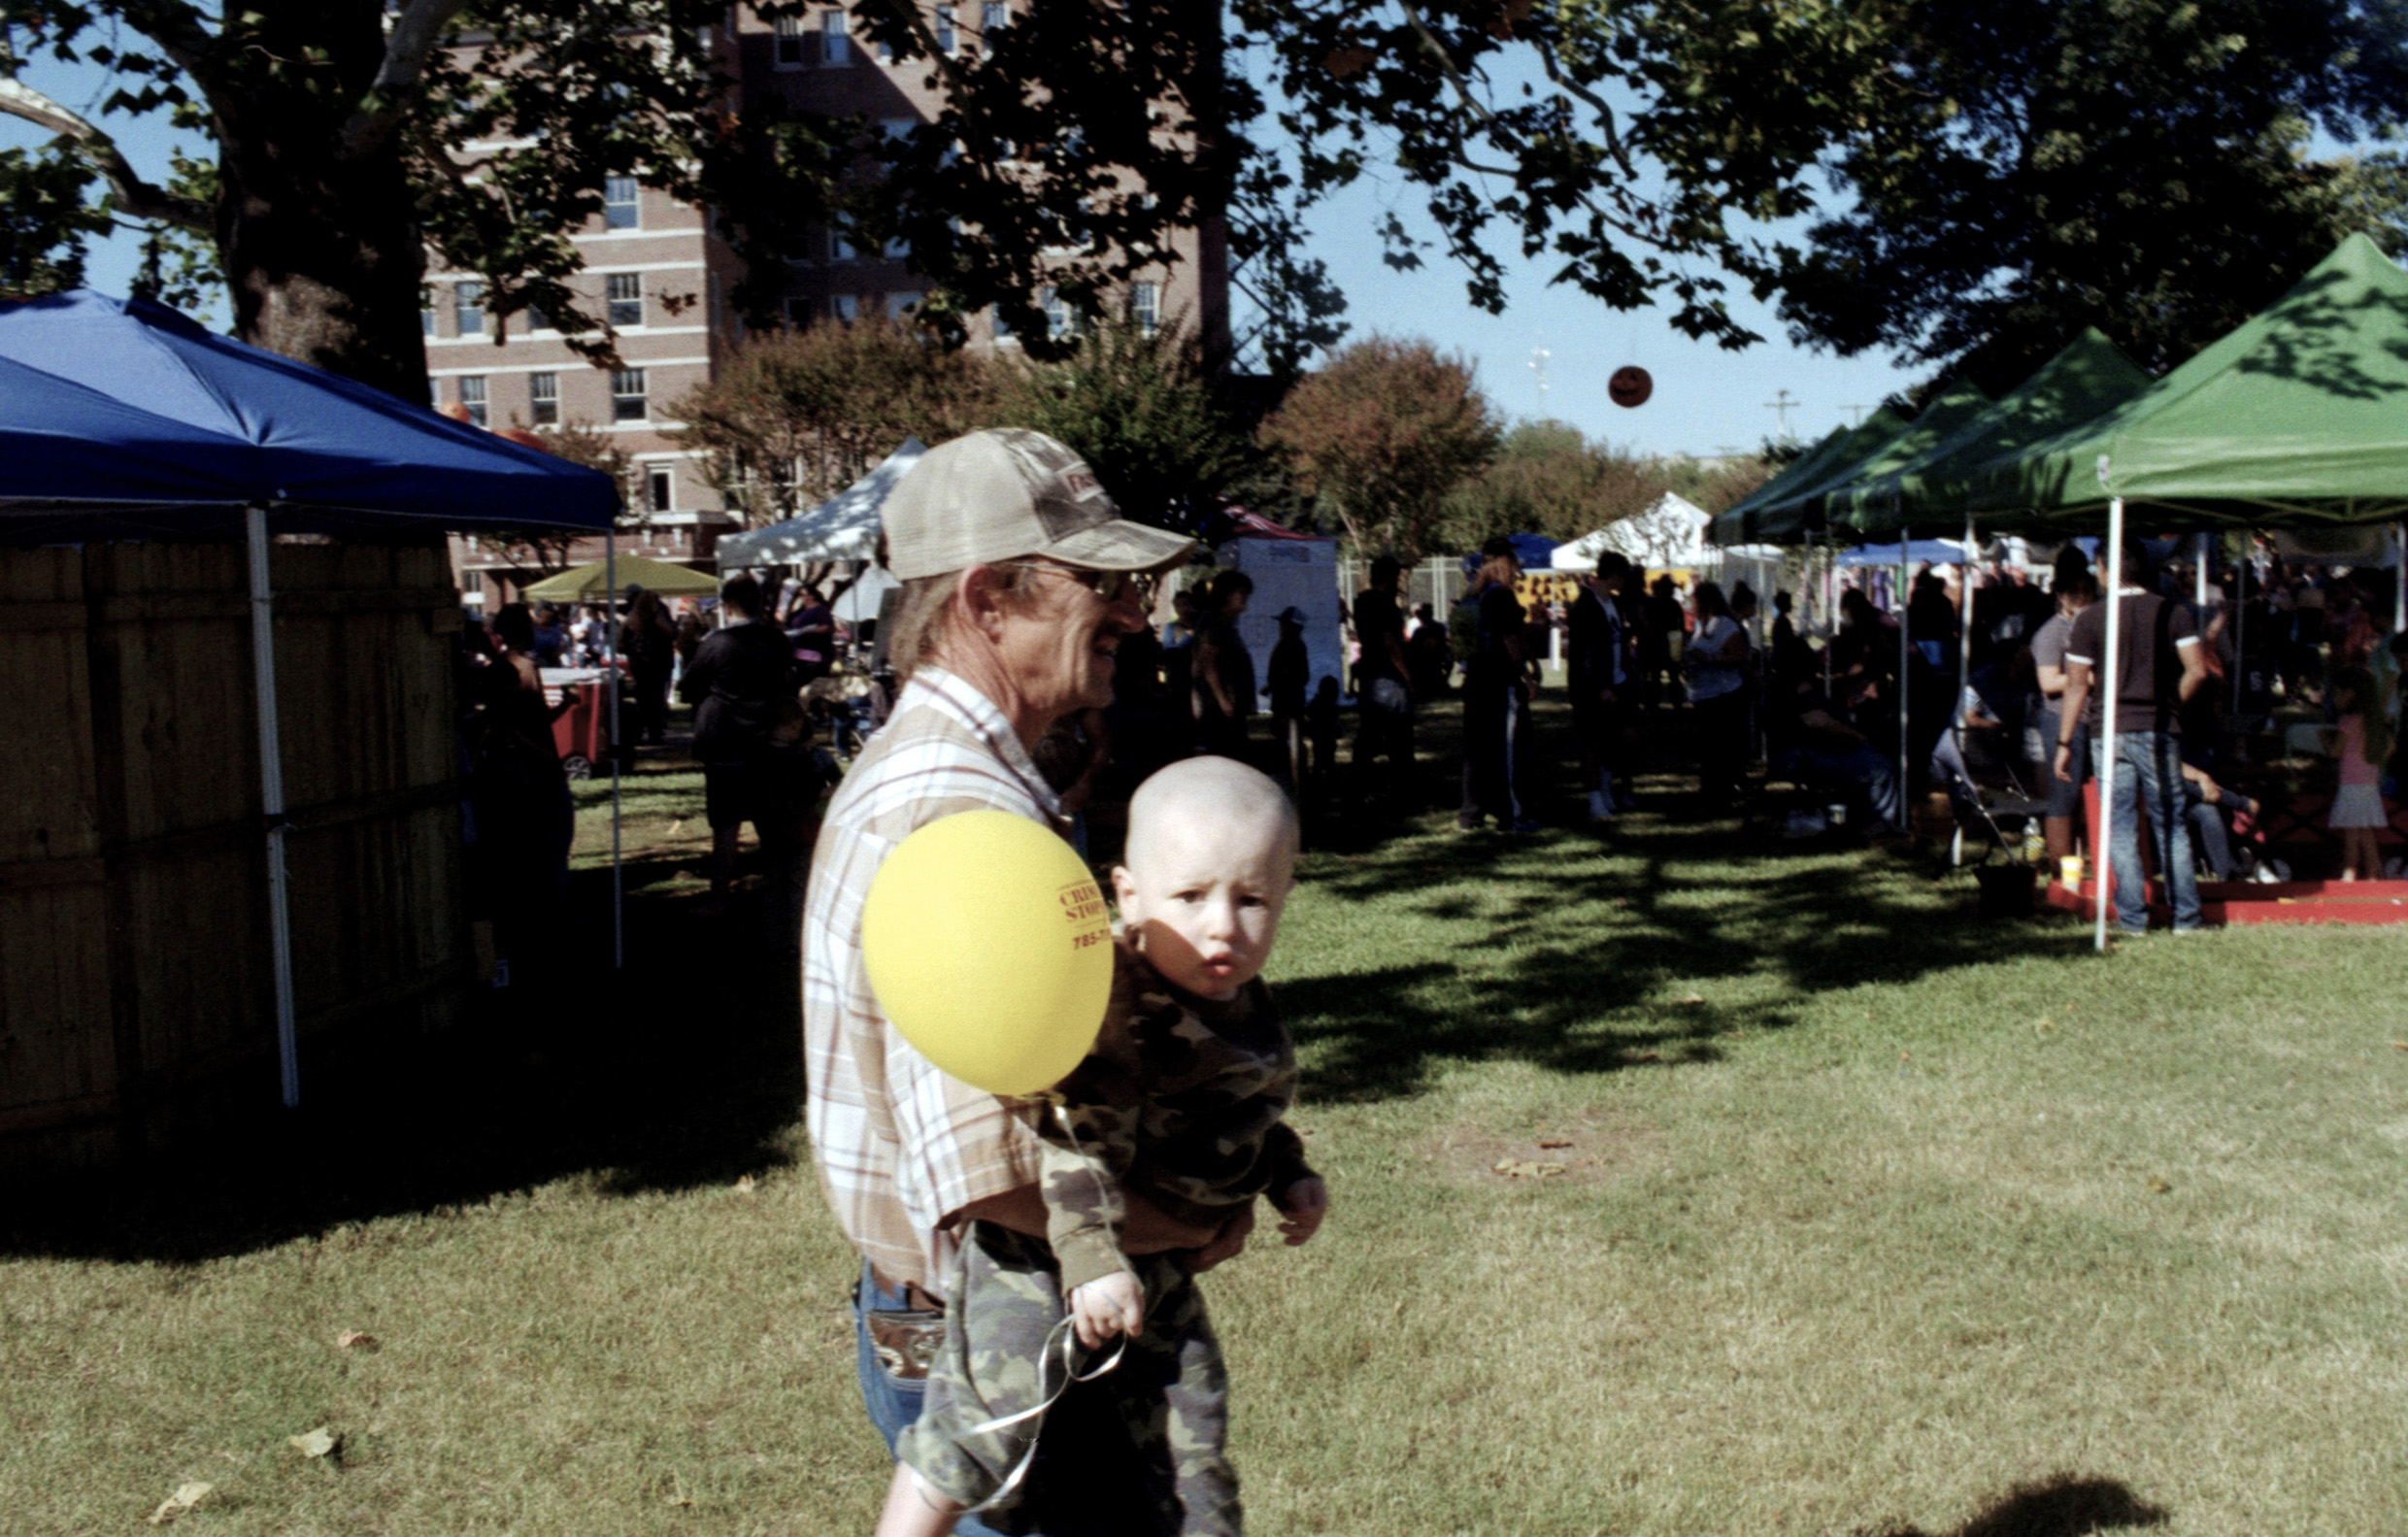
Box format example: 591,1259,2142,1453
861,809,1115,1096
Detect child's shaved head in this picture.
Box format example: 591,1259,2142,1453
1124,756,1298,876
1116,758,1299,1000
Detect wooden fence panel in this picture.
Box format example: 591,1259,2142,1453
0,535,468,1176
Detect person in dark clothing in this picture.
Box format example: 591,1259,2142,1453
1569,550,1637,819
2056,540,2210,933
1459,536,1538,832
1267,605,1311,789
619,586,678,746
1767,676,1904,833
1351,554,1416,803
1190,569,1256,760
679,573,798,904
1407,602,1453,697
1640,575,1688,710
475,603,578,973
1770,589,1811,685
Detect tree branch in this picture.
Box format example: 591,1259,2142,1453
337,0,474,161
113,0,220,88
0,76,211,230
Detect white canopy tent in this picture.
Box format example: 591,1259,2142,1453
1551,492,1712,571
715,438,924,567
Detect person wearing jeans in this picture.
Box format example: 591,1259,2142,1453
2094,726,2205,931
2055,541,2210,933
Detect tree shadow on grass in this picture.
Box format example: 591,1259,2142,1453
1858,1472,2169,1536
1282,790,2089,1103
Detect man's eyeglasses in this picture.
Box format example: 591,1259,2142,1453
1000,561,1156,606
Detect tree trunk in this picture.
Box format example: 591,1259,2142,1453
215,1,431,404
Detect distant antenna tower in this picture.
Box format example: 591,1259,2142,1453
1839,403,1871,427
1763,388,1799,439
1529,346,1552,395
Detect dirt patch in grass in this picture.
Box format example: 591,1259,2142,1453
1417,1106,1663,1186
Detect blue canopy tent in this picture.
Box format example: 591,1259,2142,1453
0,292,619,1109
1834,539,1974,569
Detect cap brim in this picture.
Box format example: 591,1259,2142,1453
1045,518,1197,574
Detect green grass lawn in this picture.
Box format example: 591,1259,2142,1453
6,706,2406,1535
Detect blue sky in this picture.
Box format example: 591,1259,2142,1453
5,38,1921,459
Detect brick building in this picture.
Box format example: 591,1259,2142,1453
445,3,1227,608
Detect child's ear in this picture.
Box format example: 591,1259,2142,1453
1111,866,1138,909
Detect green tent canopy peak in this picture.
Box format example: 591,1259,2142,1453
1753,381,1990,543
1972,232,2408,528
1832,328,2154,538
1708,405,1912,547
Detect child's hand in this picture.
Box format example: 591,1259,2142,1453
1272,1178,1329,1246
1068,1271,1145,1349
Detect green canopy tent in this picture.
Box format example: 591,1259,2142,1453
1966,233,2408,949
1706,423,1844,546
1747,379,1990,800
1973,233,2408,530
1817,333,2155,794
1831,330,2154,540
1707,406,1912,547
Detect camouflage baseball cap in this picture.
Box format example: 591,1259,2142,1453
881,428,1194,581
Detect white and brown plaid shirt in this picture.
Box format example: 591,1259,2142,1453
802,667,1059,1297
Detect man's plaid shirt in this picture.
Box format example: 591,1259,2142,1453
802,667,1059,1296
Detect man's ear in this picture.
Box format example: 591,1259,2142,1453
957,565,1009,641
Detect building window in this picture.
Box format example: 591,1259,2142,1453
604,177,640,230
645,464,675,514
829,230,858,263
885,231,910,260
886,291,923,319
458,375,489,428
1130,280,1159,337
784,295,818,328
991,305,1015,343
420,306,436,337
606,272,644,328
454,281,484,336
936,7,954,53
982,2,1006,33
612,368,648,421
1043,285,1079,341
773,14,808,67
822,9,851,65
832,294,862,323
529,372,559,426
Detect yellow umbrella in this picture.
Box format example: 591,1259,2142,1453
520,553,719,601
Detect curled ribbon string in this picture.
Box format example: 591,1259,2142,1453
943,1097,1133,1518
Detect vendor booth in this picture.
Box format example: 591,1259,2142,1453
0,291,617,1173
1217,518,1343,712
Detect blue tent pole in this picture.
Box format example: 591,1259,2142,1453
246,503,300,1108
607,530,623,969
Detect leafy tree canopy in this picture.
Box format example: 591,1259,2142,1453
1775,0,2408,386
669,317,1002,527
1435,418,1767,550
999,310,1258,534
1258,334,1500,560
0,0,1941,398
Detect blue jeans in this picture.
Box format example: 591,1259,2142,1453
2101,731,2203,932
1773,744,1902,832
854,1260,1158,1536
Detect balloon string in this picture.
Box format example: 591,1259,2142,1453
948,1097,1130,1518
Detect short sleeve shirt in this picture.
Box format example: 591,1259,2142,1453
2064,591,2196,734
802,667,1061,1296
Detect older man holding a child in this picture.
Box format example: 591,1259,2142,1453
803,430,1326,1537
